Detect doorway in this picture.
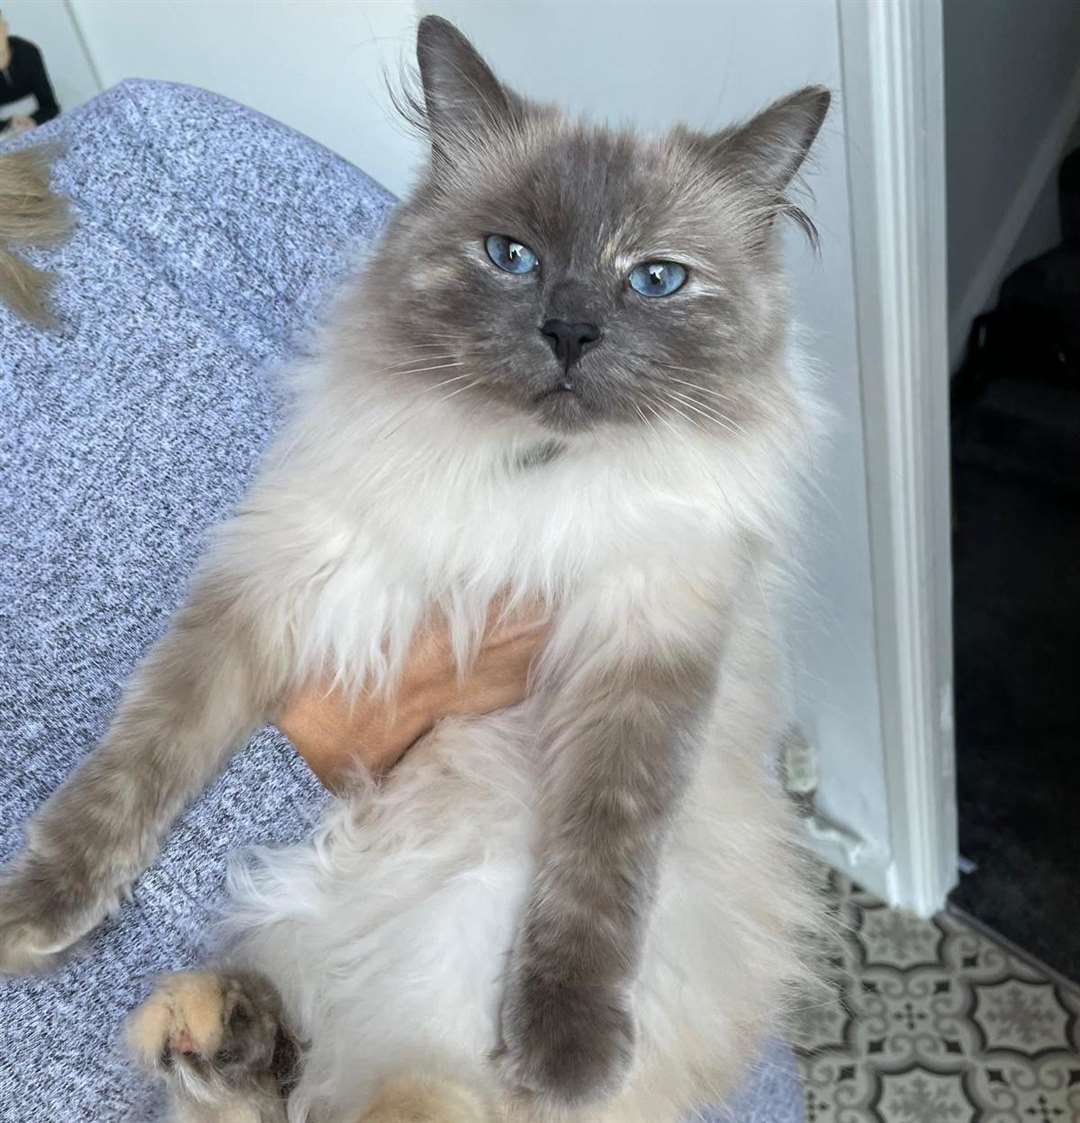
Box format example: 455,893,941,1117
940,0,1080,978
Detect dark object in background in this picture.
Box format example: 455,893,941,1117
953,149,1080,407
1061,147,1080,244
949,146,1080,980
0,34,60,133
949,377,1080,981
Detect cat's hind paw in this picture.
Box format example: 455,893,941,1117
128,970,295,1095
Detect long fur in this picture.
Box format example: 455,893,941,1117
224,566,822,1123
118,317,825,1120
0,16,831,1123
0,145,70,325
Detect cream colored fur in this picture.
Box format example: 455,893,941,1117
0,146,70,325
196,320,823,1122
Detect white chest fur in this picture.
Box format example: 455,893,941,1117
228,392,765,691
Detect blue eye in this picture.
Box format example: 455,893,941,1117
628,261,687,297
485,234,539,274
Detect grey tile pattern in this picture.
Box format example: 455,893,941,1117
795,873,1080,1122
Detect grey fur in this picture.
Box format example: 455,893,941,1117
405,16,829,1105
0,570,283,973
0,13,828,1113
373,16,829,439
496,638,724,1103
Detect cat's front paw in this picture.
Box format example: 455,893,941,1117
0,858,103,974
495,968,636,1107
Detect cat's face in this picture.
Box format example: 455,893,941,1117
363,17,828,437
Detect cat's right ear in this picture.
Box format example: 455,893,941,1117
416,16,520,156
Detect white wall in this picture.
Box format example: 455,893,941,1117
63,0,893,894
3,0,101,117
67,0,420,196
944,0,1080,367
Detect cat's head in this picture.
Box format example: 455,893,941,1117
362,16,828,437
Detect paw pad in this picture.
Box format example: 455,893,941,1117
128,972,226,1067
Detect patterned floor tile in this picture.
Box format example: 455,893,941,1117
794,873,1080,1122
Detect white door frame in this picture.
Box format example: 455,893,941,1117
837,0,957,917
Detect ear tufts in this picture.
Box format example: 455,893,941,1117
728,85,831,195
415,16,519,150
695,85,831,248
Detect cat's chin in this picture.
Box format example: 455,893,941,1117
531,389,600,434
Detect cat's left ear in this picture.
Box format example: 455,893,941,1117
715,85,831,196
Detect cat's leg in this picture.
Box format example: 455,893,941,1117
128,969,296,1123
0,568,286,973
355,1076,492,1123
495,579,731,1108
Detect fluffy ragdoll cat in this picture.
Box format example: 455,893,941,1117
0,16,831,1123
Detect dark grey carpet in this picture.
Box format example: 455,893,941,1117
949,374,1080,981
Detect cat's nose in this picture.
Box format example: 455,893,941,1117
539,319,602,370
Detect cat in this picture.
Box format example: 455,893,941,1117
0,15,829,1122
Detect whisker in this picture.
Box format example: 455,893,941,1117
373,372,475,442
642,397,763,579
377,374,485,440
644,401,772,600
661,387,746,438
647,390,704,431
663,390,768,493
424,371,474,392
437,377,484,402
632,402,661,442
359,354,460,378
662,373,738,403
385,360,466,378
648,395,707,438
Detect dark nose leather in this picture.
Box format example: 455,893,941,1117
540,319,602,371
